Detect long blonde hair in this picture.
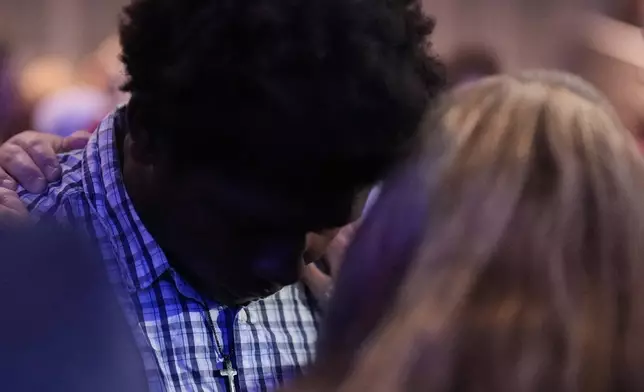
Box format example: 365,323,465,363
293,71,644,392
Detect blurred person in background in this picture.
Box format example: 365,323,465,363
93,34,129,107
0,223,149,392
78,34,126,102
75,34,129,132
574,9,644,150
287,71,644,392
31,84,109,137
19,53,111,137
18,56,75,108
445,45,501,87
0,42,29,143
0,0,444,391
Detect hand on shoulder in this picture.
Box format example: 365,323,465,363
0,130,91,219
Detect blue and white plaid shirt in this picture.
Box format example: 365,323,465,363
19,111,320,392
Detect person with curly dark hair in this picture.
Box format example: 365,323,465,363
0,0,443,390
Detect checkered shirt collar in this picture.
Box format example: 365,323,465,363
81,110,170,292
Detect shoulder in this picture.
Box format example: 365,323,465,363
18,149,87,218
268,283,320,322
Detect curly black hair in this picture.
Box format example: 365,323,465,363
119,0,444,194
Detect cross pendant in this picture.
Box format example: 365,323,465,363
219,356,238,392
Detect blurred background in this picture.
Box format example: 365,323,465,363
0,0,642,143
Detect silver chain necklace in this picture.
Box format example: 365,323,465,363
203,305,238,392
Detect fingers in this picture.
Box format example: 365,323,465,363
62,130,91,151
0,166,17,191
301,263,333,302
0,187,29,226
0,141,47,193
13,135,62,183
0,188,27,213
0,130,90,194
325,223,359,276
340,220,360,238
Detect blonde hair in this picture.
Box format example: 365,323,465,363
292,71,644,392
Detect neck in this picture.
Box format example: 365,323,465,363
119,134,248,305
117,130,169,252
